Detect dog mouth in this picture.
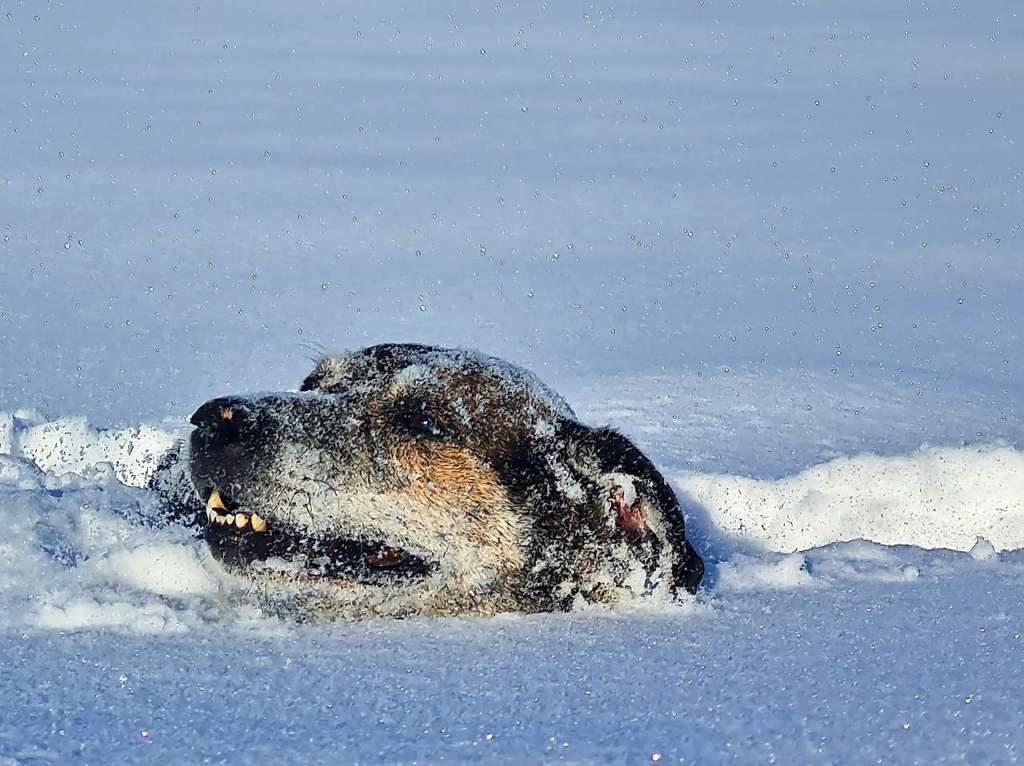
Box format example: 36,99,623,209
202,489,434,585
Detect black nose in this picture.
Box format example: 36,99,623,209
190,396,252,444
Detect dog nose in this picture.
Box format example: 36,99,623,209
190,396,251,444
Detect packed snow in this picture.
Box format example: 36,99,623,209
2,0,1023,763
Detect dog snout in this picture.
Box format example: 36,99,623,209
190,396,254,441
189,396,265,492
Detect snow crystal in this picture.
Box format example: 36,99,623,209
969,537,998,562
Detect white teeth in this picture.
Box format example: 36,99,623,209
225,514,235,525
235,514,248,529
251,514,267,532
214,514,227,525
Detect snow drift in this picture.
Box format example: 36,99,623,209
677,446,1024,555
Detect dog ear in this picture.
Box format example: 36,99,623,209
562,422,704,595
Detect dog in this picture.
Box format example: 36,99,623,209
153,344,703,619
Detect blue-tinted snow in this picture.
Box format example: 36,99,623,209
2,0,1021,427
2,0,1024,763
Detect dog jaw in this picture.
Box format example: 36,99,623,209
198,436,531,618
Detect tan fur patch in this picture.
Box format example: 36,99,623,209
395,442,525,578
399,443,508,507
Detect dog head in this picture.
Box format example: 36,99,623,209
188,344,703,619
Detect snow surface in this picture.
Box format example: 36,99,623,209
3,403,1024,764
2,0,1024,763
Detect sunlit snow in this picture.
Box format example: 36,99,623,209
2,0,1023,763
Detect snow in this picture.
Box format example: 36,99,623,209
679,445,1024,554
2,0,1024,762
3,405,1024,763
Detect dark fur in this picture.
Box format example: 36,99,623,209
153,344,703,618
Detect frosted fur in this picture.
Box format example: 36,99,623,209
182,345,699,619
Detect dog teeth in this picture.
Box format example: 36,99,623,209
205,508,230,525
206,489,228,513
206,490,228,524
204,490,268,533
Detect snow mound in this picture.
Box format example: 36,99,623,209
1,409,178,488
0,412,233,635
0,451,225,634
676,445,1024,554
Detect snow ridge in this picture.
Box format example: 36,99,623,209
677,445,1024,555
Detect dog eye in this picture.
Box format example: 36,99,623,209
395,403,448,439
